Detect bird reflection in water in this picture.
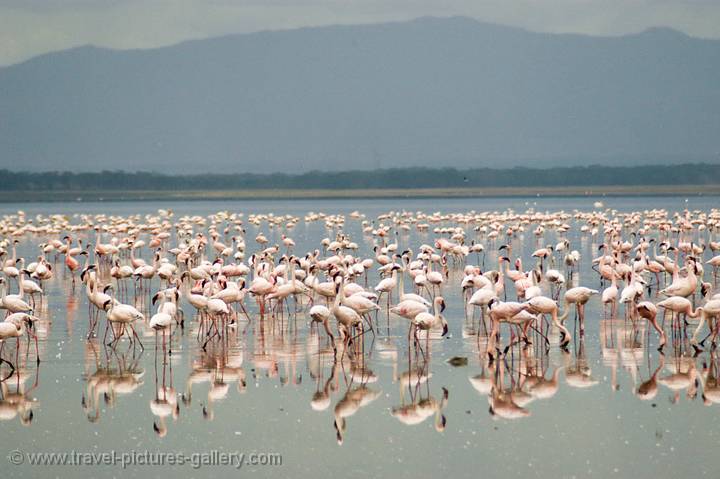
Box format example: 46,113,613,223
563,338,599,389
487,352,531,419
392,353,448,431
658,351,698,404
81,342,144,422
700,350,720,406
151,319,179,436
333,383,381,445
0,360,39,426
522,348,562,402
469,338,562,418
180,326,246,421
305,320,381,444
308,348,339,412
636,353,664,401
601,318,646,392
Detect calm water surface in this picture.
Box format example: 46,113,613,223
1,196,719,478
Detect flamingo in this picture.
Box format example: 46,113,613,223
635,301,666,350
102,289,145,350
0,277,32,315
407,296,449,353
558,287,599,334
308,304,335,349
656,296,703,335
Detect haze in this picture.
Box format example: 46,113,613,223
2,0,720,67
1,11,719,173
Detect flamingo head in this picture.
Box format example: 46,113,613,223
438,297,447,312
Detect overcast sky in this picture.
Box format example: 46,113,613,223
2,0,719,66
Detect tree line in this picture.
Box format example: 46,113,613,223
0,164,718,191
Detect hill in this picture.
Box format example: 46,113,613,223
1,17,719,173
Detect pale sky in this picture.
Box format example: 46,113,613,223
2,0,720,66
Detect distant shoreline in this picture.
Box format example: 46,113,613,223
1,185,718,203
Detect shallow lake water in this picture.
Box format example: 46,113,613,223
1,195,719,478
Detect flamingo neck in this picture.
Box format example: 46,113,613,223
17,271,25,297
333,280,344,309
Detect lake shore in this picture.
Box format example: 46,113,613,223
2,184,719,202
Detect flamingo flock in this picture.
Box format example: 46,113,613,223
0,205,720,434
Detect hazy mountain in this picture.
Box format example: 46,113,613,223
1,16,719,173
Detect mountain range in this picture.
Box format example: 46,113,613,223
1,16,719,173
